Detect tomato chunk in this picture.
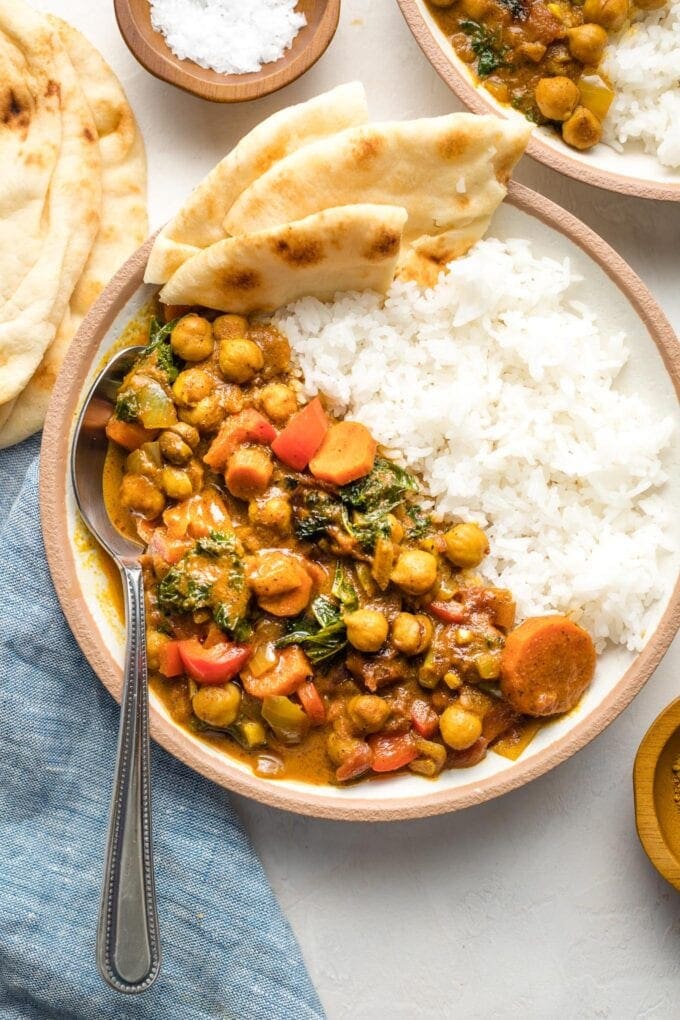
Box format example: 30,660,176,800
369,732,418,773
158,640,184,678
271,397,328,470
410,699,439,739
427,600,468,624
177,639,251,684
335,742,373,782
297,681,326,726
204,409,277,470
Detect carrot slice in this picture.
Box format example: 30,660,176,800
105,416,156,451
500,615,596,717
158,640,184,678
308,421,377,486
271,397,328,470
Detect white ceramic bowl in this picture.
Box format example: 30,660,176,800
41,182,680,820
397,0,680,201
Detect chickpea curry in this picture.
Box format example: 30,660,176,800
104,307,597,786
427,0,668,151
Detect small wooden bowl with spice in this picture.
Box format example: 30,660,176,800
114,0,340,103
634,698,680,892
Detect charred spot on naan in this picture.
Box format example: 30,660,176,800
222,268,261,292
351,133,385,165
1,87,31,132
438,128,472,161
272,236,324,267
363,227,402,262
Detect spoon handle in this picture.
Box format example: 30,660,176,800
96,561,161,993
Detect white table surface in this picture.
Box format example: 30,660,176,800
36,0,680,1015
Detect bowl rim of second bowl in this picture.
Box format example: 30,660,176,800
40,180,680,821
396,0,680,202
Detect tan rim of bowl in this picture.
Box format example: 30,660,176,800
396,0,680,202
40,181,680,821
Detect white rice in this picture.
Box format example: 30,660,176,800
149,0,306,76
602,0,680,167
275,238,676,652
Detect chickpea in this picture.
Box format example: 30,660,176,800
534,76,580,121
185,458,204,492
583,0,629,30
444,523,489,569
172,367,214,407
226,446,274,500
392,613,433,656
213,314,249,343
390,549,438,596
345,609,389,653
160,466,193,499
219,338,264,384
347,695,390,734
566,23,608,64
259,382,298,424
170,314,213,361
146,630,168,672
159,430,192,465
248,494,293,534
562,105,602,149
439,704,483,751
192,683,241,729
167,421,199,449
179,394,224,433
121,473,165,518
247,550,310,601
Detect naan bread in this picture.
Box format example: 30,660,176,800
0,18,147,449
145,82,369,286
0,0,101,406
224,114,530,286
159,205,408,314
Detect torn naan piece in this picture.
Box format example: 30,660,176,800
224,114,531,286
0,0,102,405
0,18,147,449
145,82,369,286
159,205,408,315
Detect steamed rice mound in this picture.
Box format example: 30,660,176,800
602,0,680,167
276,238,675,652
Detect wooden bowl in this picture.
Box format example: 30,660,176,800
40,182,680,821
114,0,340,103
396,0,680,201
634,698,680,891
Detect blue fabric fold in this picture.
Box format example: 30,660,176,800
0,440,324,1020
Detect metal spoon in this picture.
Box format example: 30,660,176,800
70,346,161,993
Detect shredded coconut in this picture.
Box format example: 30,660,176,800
149,0,306,76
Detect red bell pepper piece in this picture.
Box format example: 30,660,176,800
158,640,184,678
271,397,328,470
369,732,418,773
204,409,277,470
177,638,251,684
427,600,468,624
410,699,439,738
297,681,326,726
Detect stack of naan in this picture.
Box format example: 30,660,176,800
145,82,530,314
0,1,147,449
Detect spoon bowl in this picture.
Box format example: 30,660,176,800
114,0,340,103
634,699,680,892
71,345,161,993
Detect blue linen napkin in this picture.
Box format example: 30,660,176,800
0,439,324,1020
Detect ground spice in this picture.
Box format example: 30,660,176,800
149,0,306,76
